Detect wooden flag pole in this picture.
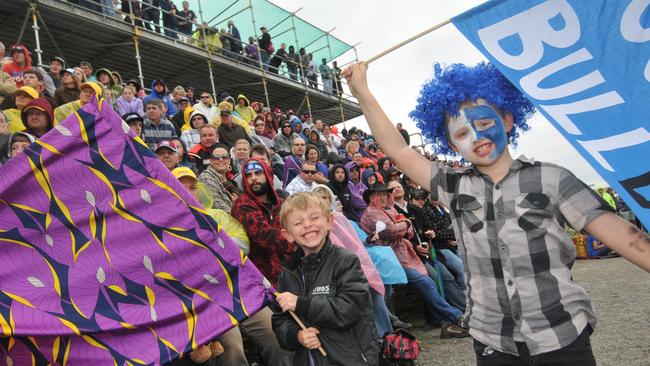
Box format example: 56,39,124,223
366,18,452,64
273,291,327,356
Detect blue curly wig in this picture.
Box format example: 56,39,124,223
409,62,536,156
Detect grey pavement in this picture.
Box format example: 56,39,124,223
410,257,650,365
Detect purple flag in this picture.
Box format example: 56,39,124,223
0,98,274,365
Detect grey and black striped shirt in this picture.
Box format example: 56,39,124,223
429,155,612,356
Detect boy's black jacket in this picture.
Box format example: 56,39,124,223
272,238,380,366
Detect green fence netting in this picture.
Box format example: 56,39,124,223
186,0,354,63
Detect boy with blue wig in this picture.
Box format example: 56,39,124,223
342,61,650,365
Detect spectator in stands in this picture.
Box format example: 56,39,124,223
235,94,256,123
170,85,186,113
142,0,161,33
258,26,272,69
390,181,466,313
160,0,179,38
231,138,250,175
2,44,32,88
144,79,176,117
360,184,468,339
327,164,360,222
79,61,96,82
232,158,294,285
304,145,329,184
49,57,65,89
180,109,205,151
126,79,146,99
142,99,176,149
272,192,380,366
22,69,57,109
71,67,86,84
307,130,326,158
332,61,343,95
218,107,250,150
283,137,305,187
189,124,218,174
122,112,143,138
0,65,16,106
155,140,179,171
306,53,318,88
250,115,272,148
298,48,309,82
175,1,195,35
285,46,299,81
116,85,143,117
186,86,197,104
377,157,393,183
318,58,332,94
244,36,260,66
3,86,37,133
21,98,53,139
285,160,317,195
269,43,287,74
197,144,235,212
271,120,296,157
396,123,410,145
167,136,192,169
192,90,219,122
0,42,10,66
4,131,35,164
262,110,278,138
54,68,80,106
232,144,284,191
345,161,368,218
227,20,242,56
322,125,339,155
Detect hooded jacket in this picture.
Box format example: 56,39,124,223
2,43,32,88
344,161,368,218
327,164,360,222
231,158,294,285
271,127,298,157
234,94,256,123
272,239,379,366
180,110,206,151
143,79,176,117
22,98,54,137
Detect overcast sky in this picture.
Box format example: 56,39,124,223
273,0,605,186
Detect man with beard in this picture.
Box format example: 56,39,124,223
231,158,293,286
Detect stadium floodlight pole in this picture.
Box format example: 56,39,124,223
290,12,312,119
197,0,218,102
249,0,271,108
127,0,146,89
30,3,43,66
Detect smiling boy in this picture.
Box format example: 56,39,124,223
272,192,379,366
343,62,650,365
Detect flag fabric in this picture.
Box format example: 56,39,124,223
0,98,274,365
453,0,650,228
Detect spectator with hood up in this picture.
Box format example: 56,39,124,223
21,98,54,139
2,43,32,88
144,79,176,117
271,119,298,157
234,94,256,123
328,163,361,222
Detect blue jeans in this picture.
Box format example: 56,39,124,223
424,260,466,312
404,268,461,325
371,289,392,337
260,52,270,71
439,248,466,289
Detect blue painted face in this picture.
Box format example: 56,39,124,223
448,102,508,161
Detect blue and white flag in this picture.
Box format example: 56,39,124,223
453,0,650,228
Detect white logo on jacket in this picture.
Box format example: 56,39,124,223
311,285,330,295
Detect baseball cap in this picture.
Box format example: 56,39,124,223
155,140,178,153
51,56,65,67
62,68,75,75
10,45,25,53
172,167,197,181
122,112,144,125
180,96,190,103
14,86,39,99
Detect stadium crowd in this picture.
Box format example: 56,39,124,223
0,4,645,365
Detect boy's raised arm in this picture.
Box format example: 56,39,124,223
342,62,433,189
585,213,650,272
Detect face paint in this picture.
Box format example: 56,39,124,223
448,101,507,162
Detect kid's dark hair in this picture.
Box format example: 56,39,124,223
409,62,536,155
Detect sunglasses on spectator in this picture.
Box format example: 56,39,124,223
350,138,358,141
255,123,265,127
211,155,229,161
301,169,317,175
283,125,292,128
200,95,210,99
